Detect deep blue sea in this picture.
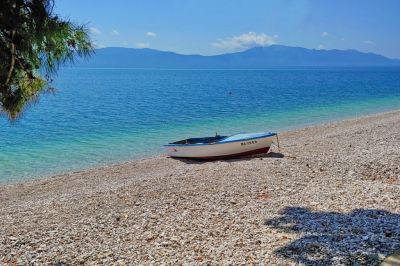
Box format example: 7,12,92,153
1,67,400,182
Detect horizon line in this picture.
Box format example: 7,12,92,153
94,45,400,60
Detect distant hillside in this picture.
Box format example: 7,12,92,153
76,45,400,68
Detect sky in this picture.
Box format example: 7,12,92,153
55,0,400,59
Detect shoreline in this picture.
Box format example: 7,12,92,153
1,109,399,264
2,107,400,185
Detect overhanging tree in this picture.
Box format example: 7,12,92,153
0,0,93,120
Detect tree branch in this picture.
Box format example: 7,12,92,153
5,31,16,86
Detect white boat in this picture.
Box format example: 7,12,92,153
164,132,277,160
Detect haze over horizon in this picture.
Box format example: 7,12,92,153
76,45,400,69
55,0,400,59
94,44,398,58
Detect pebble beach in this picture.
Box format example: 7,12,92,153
1,110,399,265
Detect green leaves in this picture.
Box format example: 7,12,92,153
2,71,46,119
0,0,93,120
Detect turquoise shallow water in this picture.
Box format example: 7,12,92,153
1,67,400,182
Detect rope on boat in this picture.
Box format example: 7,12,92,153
275,133,280,152
273,133,299,159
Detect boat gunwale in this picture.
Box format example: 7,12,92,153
164,132,276,147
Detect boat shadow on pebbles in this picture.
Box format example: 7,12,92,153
265,207,400,265
169,151,285,164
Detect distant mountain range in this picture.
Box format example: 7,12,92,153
76,45,400,68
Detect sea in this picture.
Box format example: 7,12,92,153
1,67,400,182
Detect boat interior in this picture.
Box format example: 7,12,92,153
171,135,228,145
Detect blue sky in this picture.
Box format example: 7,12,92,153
55,0,400,58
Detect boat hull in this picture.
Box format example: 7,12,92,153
165,134,275,160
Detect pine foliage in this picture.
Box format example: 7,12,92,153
0,0,93,119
